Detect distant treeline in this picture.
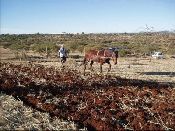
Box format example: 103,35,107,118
0,32,175,57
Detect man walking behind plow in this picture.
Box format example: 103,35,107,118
58,44,67,67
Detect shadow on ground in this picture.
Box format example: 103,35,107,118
140,72,175,77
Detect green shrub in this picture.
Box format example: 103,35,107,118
119,49,130,57
9,43,30,51
31,43,57,53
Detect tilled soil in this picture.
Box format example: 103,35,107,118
0,62,175,130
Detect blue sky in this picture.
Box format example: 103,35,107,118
1,0,175,34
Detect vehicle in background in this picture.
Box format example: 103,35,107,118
152,52,164,59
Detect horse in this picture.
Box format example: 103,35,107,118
83,48,118,74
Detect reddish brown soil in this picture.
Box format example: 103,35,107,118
0,62,174,130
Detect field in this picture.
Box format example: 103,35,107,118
0,46,175,130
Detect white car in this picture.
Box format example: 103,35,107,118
152,52,164,59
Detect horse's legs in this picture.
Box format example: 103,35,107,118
90,61,94,71
83,58,87,75
107,62,111,72
84,64,86,75
105,59,111,72
100,64,103,73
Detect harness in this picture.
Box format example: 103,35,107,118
96,49,115,59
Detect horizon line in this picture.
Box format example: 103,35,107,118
1,30,175,35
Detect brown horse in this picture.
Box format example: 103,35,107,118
83,48,118,74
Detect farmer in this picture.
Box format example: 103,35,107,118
58,44,67,64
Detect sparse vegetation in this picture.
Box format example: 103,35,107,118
1,32,175,57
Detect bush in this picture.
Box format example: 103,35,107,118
31,43,57,53
65,42,79,52
64,41,88,53
119,49,130,57
9,43,30,51
84,44,108,52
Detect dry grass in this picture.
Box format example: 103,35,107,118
0,93,78,130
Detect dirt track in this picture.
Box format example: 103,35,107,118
39,57,175,83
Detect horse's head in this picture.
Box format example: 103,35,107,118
111,48,118,65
